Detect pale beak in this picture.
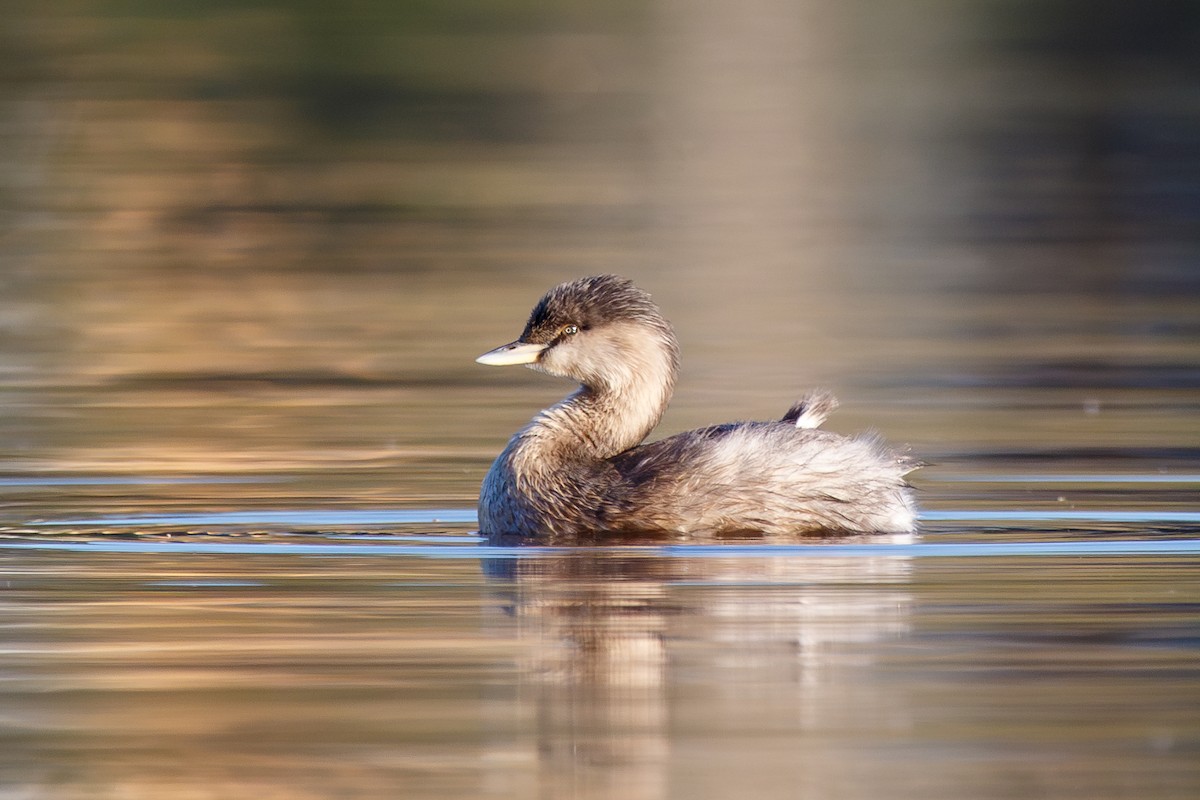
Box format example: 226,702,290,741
475,340,548,366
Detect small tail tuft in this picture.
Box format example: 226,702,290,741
781,389,839,429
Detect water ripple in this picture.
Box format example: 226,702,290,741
28,507,1200,528
938,474,1200,483
32,509,478,527
2,538,1199,558
922,510,1200,523
0,476,286,486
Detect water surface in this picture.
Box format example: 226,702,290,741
3,518,1199,799
2,1,1199,798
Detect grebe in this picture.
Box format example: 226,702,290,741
476,275,917,539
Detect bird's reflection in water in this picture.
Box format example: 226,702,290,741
482,533,914,800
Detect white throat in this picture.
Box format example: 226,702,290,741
528,322,678,459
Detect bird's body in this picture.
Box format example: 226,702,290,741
477,275,917,540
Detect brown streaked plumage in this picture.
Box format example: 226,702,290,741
476,275,917,540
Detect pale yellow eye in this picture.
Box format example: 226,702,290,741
562,324,579,336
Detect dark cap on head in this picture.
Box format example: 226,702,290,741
520,275,665,344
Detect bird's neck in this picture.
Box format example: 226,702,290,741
527,339,678,460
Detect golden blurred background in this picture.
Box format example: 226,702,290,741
1,0,1197,513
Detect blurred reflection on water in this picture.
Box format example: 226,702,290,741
1,0,1199,798
486,548,913,799
2,539,1197,799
